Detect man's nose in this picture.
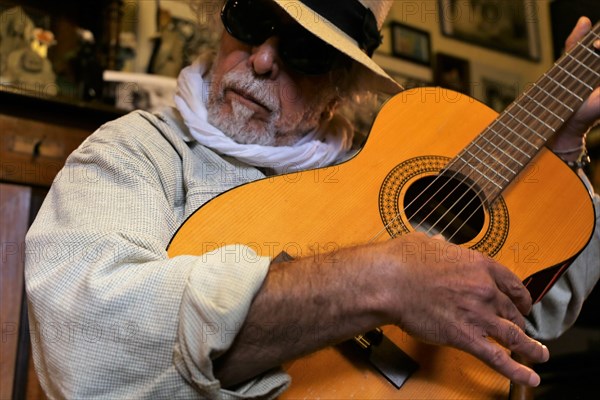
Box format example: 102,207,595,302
249,36,280,79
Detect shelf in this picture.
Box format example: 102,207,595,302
0,85,125,129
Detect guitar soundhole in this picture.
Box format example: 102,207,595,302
403,175,485,244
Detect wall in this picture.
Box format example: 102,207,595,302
378,0,556,103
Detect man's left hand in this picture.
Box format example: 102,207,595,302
552,17,600,161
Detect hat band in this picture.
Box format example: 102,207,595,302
296,0,382,56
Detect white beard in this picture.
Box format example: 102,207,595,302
206,68,332,146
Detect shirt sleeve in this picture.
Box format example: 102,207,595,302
526,171,600,340
174,246,290,399
25,113,290,399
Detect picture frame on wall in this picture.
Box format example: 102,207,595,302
390,21,432,66
438,0,540,61
146,8,209,77
469,62,521,112
390,73,432,90
434,53,471,95
372,52,433,90
481,77,518,112
136,1,218,77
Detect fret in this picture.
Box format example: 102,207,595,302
471,141,516,175
479,134,524,168
581,41,600,58
554,63,594,91
543,72,583,101
566,53,600,78
480,133,524,170
512,102,555,135
463,149,510,183
455,154,503,189
533,83,573,112
489,122,536,154
507,101,554,140
496,114,543,148
577,39,600,53
530,77,577,113
521,92,564,124
477,133,523,168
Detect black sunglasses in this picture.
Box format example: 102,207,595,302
220,0,348,75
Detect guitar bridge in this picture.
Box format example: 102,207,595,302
351,328,419,389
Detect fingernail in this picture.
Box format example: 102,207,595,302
529,372,541,387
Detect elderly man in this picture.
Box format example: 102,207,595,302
25,0,599,398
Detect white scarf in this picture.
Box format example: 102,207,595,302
174,61,353,174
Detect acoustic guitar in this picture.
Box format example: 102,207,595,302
167,22,599,398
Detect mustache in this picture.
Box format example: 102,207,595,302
220,69,280,112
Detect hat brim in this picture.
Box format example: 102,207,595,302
272,0,402,94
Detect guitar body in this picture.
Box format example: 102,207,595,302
168,88,595,398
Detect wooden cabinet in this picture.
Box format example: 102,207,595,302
0,90,123,187
0,89,123,399
0,183,31,400
0,114,90,187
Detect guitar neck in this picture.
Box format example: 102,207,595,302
445,21,600,204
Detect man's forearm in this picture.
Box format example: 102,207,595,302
213,244,392,387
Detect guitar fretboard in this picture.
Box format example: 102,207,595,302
445,22,600,204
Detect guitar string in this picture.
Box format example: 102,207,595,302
477,32,600,187
403,47,589,236
435,35,599,241
431,37,599,242
386,28,600,243
380,69,584,244
370,26,599,244
480,68,583,172
466,30,599,174
405,46,592,240
480,32,599,182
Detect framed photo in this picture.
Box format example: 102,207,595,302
390,21,432,66
439,0,540,61
147,9,206,77
482,77,518,112
391,73,432,90
470,63,521,111
434,53,471,95
133,1,218,77
373,52,433,86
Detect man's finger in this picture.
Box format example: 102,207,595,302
487,262,532,316
565,16,592,52
467,334,543,387
488,319,550,365
494,291,528,331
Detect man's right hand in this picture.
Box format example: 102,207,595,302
376,232,550,387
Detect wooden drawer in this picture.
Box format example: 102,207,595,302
0,114,92,187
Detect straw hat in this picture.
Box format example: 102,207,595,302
272,0,402,94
